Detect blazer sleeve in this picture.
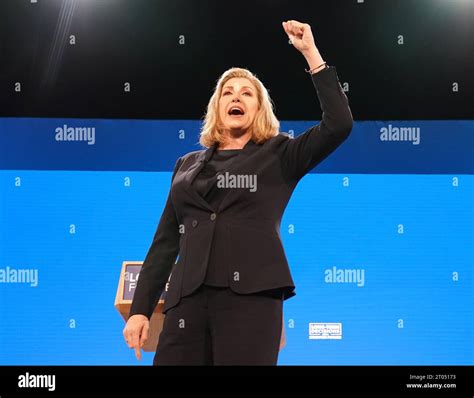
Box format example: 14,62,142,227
281,66,353,181
129,156,183,319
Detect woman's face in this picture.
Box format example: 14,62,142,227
218,77,259,137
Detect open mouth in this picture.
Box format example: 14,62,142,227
228,107,245,117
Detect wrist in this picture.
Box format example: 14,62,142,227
303,51,326,74
303,47,322,64
307,63,327,75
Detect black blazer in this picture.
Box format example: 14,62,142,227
130,66,353,318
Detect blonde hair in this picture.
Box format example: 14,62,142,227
199,67,280,148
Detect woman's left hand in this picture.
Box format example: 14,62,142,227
282,20,316,55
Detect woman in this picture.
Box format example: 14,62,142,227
123,20,353,365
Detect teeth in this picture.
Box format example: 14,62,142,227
229,107,244,115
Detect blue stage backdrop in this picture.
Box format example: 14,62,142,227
0,118,472,365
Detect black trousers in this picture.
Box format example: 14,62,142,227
154,285,283,365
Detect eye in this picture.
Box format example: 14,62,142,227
222,91,251,96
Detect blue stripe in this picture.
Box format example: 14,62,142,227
1,118,472,173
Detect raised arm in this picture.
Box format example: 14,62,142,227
281,20,353,181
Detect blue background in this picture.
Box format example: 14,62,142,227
0,118,472,365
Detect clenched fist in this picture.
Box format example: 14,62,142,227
282,20,316,56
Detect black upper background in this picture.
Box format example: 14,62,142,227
0,0,472,121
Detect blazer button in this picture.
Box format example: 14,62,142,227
210,213,217,221
192,220,198,227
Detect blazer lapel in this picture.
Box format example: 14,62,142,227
182,143,218,211
182,139,261,212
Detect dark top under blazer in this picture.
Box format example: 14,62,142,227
130,66,353,318
193,148,242,286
